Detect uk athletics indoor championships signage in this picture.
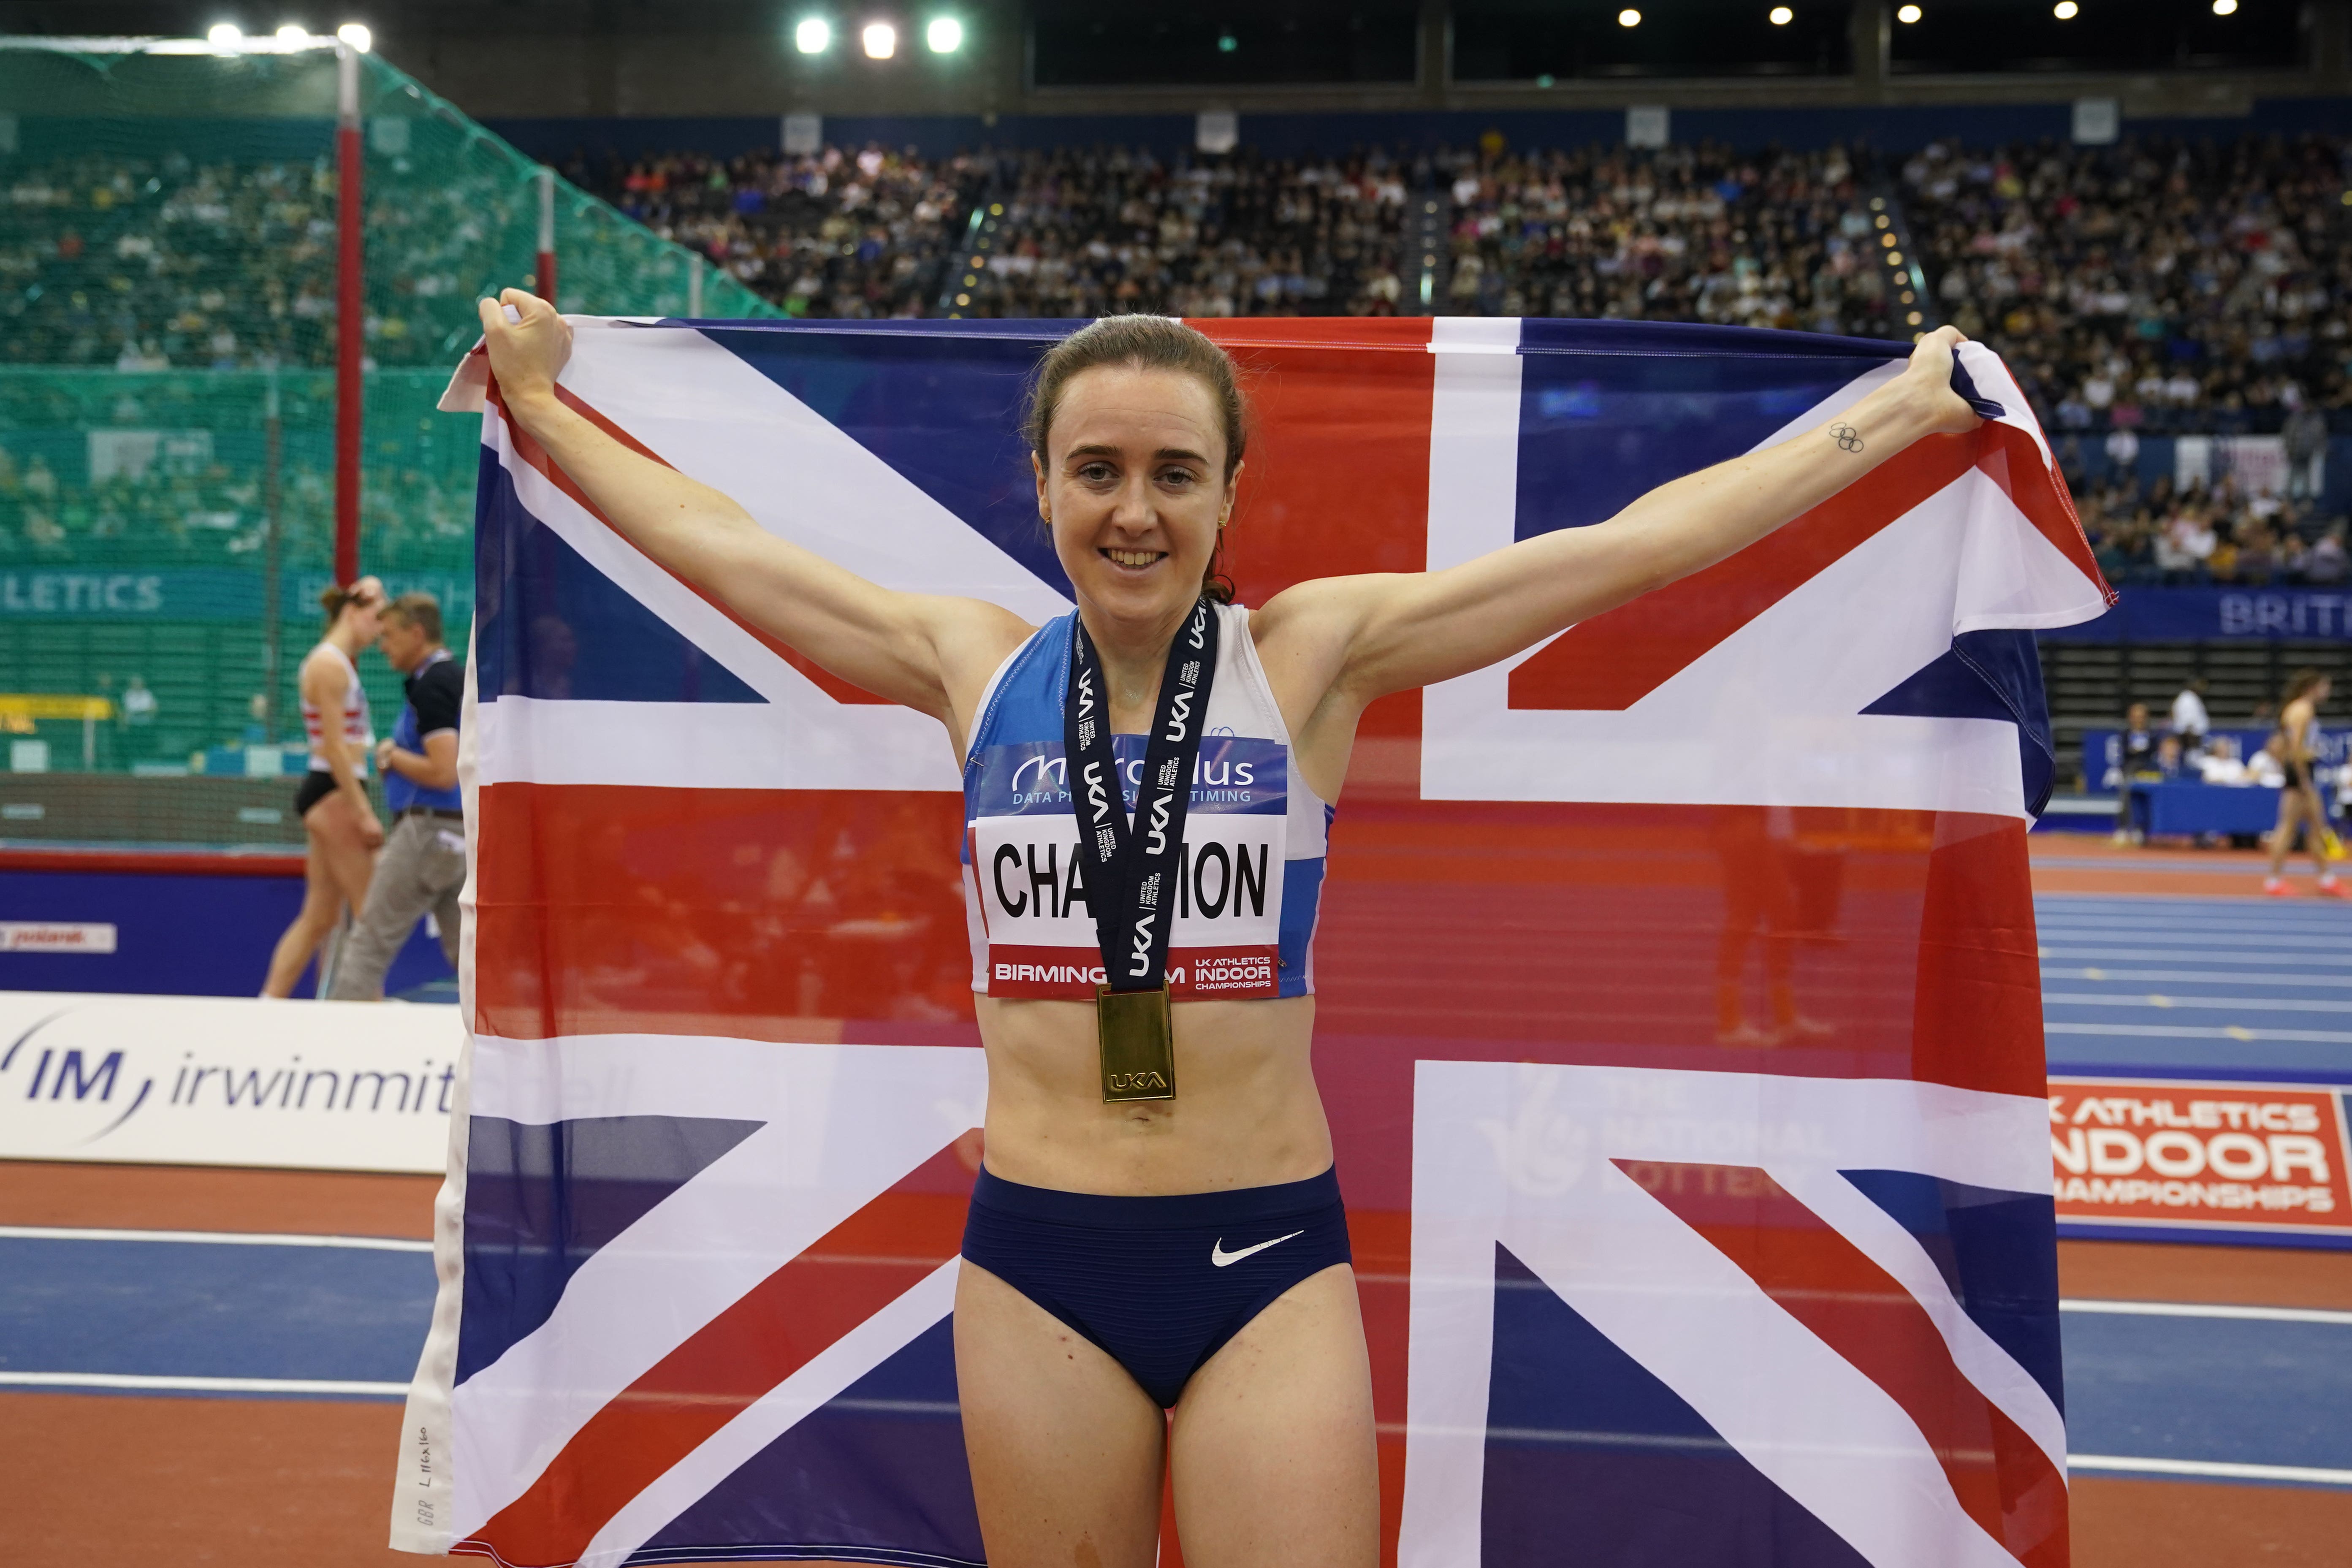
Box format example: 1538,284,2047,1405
399,315,2111,1568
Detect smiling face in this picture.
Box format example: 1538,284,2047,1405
1033,364,1236,634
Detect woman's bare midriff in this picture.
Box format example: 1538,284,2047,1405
972,992,1333,1195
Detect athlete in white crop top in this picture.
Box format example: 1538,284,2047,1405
261,577,387,997
480,289,1986,1568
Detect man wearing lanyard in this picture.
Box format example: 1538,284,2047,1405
327,591,466,1000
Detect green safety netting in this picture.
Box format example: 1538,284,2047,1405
0,36,780,838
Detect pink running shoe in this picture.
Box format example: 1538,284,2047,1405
2319,880,2348,900
2265,878,2296,896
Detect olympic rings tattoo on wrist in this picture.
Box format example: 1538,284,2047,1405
1830,422,1864,453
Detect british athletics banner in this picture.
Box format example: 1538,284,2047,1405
395,315,2112,1568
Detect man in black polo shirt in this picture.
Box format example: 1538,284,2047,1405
328,591,466,1000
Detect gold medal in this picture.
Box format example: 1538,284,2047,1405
1097,983,1176,1102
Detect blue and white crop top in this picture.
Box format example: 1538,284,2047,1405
961,602,1332,1001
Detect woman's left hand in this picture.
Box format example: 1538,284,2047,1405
1902,323,1986,439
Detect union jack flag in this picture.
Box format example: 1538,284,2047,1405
394,316,2110,1568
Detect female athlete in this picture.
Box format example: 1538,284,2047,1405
261,577,386,997
2264,667,2341,897
476,291,1983,1568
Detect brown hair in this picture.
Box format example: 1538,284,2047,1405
318,580,379,629
384,591,445,646
2284,667,2329,705
1023,315,1248,605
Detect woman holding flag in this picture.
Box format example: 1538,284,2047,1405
476,289,1982,1568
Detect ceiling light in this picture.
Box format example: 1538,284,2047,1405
335,21,370,50
926,16,963,52
275,23,306,43
1218,31,1237,51
2211,0,2236,11
207,22,242,46
2053,0,2077,16
1769,6,1793,22
795,17,831,52
863,21,896,57
1618,8,1641,24
1897,3,1921,19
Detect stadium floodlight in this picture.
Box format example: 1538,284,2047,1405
276,24,307,43
207,22,243,47
2052,0,2076,15
1769,5,1793,22
863,21,897,57
1896,3,1922,18
2211,0,2236,11
1617,7,1640,24
336,21,371,51
926,16,963,52
795,17,831,52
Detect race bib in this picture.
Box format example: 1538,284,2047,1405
970,735,1286,999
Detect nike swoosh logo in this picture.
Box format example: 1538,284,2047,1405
1210,1229,1306,1268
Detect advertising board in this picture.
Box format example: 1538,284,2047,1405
2051,1076,2352,1245
0,990,458,1174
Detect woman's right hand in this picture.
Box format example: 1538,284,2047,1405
476,288,573,411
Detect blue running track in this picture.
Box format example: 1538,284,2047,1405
2038,894,2352,1084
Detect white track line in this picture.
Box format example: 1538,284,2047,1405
0,1371,409,1396
2044,1022,2352,1044
0,1225,432,1252
2037,911,2352,922
2043,967,2352,987
2043,993,2352,1015
2040,947,2352,966
2061,1300,2352,1327
2069,1454,2352,1487
2035,932,2352,951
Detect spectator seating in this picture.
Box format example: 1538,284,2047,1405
1903,135,2352,439
1435,140,1899,336
610,145,985,319
951,147,1411,318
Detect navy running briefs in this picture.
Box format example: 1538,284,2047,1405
960,1165,1351,1408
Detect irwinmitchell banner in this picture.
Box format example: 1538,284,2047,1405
0,990,458,1172
396,316,2111,1568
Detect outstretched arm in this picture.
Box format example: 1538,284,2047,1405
475,290,1029,728
1263,326,1985,708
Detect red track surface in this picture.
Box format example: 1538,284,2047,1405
2027,832,2327,899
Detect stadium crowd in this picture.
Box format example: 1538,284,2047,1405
594,138,1916,331
1903,133,2352,437
0,441,470,569
2065,462,2348,587
1433,139,1903,334
1,152,343,369
947,146,1412,317
7,129,2350,575
608,144,983,319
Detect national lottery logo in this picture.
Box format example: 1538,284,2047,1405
992,742,1271,813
